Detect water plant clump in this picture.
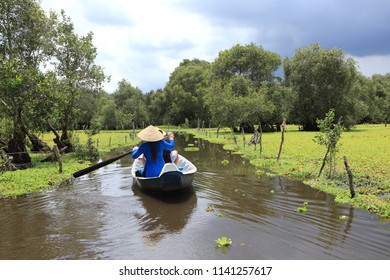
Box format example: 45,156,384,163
215,236,232,247
215,236,232,254
297,202,308,214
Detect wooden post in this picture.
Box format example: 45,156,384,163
277,118,286,162
53,144,62,173
96,138,99,147
241,127,246,150
259,122,263,157
343,156,355,198
109,137,111,147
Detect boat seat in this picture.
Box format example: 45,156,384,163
159,163,179,176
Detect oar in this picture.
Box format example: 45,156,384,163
72,151,133,178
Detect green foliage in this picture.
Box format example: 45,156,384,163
206,43,282,130
314,110,343,147
113,80,148,128
285,43,358,130
50,10,107,144
164,59,211,126
314,109,343,178
0,154,89,198
74,131,99,160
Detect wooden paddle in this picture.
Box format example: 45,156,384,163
72,151,133,178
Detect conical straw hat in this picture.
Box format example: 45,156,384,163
137,125,164,142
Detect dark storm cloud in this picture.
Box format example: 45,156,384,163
179,0,390,56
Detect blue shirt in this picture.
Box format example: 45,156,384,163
132,140,174,177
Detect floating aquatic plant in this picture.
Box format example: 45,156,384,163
339,215,348,220
297,202,308,214
205,205,215,212
215,236,232,253
184,147,200,152
221,159,229,166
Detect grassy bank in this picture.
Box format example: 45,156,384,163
0,131,140,198
186,124,390,219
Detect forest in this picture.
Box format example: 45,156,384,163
1,0,390,169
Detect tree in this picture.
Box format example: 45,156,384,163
0,0,56,166
145,89,169,125
50,10,107,151
113,79,148,128
207,43,281,132
212,43,281,87
164,59,211,126
284,43,358,130
371,73,390,125
314,109,343,178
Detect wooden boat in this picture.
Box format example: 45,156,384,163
131,154,197,192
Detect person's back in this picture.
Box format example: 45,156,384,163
131,125,174,177
133,141,173,177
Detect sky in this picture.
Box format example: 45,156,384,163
40,0,390,93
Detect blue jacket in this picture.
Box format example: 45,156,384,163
132,140,174,177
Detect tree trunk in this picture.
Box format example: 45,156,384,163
318,146,331,177
343,156,355,198
8,137,31,168
59,128,73,152
21,124,51,152
48,123,72,153
8,107,31,168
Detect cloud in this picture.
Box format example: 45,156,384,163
40,0,390,93
353,54,390,77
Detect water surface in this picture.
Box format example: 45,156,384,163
1,134,389,259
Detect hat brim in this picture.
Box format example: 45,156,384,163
137,125,164,142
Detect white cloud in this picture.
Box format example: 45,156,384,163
353,55,390,77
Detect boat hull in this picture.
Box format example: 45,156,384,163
131,155,196,193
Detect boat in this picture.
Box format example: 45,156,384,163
131,154,197,192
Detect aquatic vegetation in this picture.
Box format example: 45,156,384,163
297,202,309,214
215,236,232,247
221,159,229,166
339,215,348,220
184,147,200,152
205,205,215,212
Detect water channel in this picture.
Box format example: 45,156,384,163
1,133,389,259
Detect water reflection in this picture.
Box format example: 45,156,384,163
132,185,197,246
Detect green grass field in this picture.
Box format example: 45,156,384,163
1,125,389,218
